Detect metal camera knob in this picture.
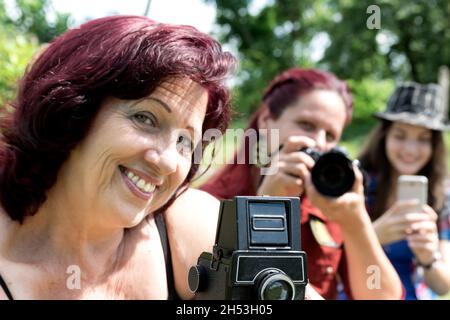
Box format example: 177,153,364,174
188,265,207,293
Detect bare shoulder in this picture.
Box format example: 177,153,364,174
164,188,221,299
167,188,220,211
165,188,220,228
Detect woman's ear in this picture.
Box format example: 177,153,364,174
257,105,271,130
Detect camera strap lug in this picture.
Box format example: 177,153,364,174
210,246,223,271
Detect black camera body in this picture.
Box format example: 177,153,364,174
301,147,355,197
188,196,308,300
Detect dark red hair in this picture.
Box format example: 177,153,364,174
201,68,353,199
0,15,236,222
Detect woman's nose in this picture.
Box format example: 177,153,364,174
313,130,327,151
144,143,178,176
403,139,419,154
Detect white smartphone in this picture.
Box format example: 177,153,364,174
397,175,428,208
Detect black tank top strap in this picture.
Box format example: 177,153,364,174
155,213,180,300
0,274,13,300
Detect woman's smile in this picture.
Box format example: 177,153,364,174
119,165,159,201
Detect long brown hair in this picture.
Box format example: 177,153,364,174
358,120,448,220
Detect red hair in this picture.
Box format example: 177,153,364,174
0,15,236,222
201,68,353,199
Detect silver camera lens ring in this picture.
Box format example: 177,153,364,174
258,271,295,300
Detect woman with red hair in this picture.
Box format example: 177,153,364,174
0,15,235,299
201,68,403,299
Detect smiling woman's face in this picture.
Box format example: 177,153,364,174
59,78,208,227
385,121,433,176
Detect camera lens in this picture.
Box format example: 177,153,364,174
311,150,355,197
256,269,295,300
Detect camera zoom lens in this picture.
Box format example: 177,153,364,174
319,163,345,187
256,269,295,300
312,150,355,197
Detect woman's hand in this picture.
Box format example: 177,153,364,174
256,136,316,197
305,163,368,228
373,201,436,245
406,205,440,265
305,165,405,300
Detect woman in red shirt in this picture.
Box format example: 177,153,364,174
201,68,403,299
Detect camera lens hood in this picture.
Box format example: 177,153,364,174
255,269,295,300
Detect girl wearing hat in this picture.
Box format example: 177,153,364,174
359,82,450,299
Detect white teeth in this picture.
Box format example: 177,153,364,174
146,183,156,193
122,167,156,194
137,179,145,189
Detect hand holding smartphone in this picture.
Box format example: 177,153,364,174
397,175,428,211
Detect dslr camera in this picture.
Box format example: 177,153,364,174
300,147,355,197
188,196,308,300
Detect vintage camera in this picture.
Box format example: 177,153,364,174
301,147,355,197
188,196,308,300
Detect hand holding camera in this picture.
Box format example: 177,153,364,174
303,152,368,227
256,136,316,197
300,146,355,197
257,135,368,226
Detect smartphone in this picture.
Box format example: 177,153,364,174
397,175,428,209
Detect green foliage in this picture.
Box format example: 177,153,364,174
208,0,449,121
341,78,395,141
347,78,395,121
322,0,450,83
0,27,39,107
0,0,70,107
207,0,332,117
4,0,71,44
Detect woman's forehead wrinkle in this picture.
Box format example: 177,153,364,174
152,79,207,132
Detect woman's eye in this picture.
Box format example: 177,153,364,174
326,132,336,142
418,136,431,143
177,134,193,154
298,122,314,131
133,112,156,127
419,134,432,141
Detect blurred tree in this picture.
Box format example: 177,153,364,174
0,28,39,107
321,0,450,84
208,0,449,122
2,0,70,43
347,78,395,122
0,0,70,107
206,0,334,116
